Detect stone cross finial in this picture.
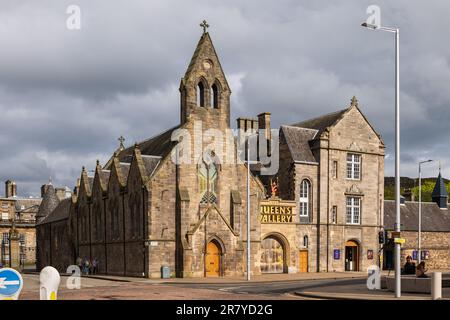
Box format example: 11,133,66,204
118,135,125,150
351,96,358,107
200,20,209,34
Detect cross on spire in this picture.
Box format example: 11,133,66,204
350,96,358,107
200,20,209,34
118,135,125,150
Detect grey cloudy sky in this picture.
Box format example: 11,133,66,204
1,0,449,196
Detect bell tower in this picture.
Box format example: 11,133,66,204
179,21,231,129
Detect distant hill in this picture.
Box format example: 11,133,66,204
384,176,450,201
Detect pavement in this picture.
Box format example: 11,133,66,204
84,271,368,284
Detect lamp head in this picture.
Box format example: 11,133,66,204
361,22,378,30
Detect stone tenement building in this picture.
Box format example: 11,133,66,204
37,26,385,277
0,180,41,267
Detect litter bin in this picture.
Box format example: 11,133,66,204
161,265,170,279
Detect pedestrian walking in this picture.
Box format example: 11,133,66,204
92,258,98,274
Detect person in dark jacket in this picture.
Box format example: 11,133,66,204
403,255,416,275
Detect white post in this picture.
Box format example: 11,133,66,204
247,138,251,281
431,272,442,300
394,28,401,299
418,164,422,264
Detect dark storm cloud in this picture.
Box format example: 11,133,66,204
0,0,449,196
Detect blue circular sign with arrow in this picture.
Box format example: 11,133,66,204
0,268,23,298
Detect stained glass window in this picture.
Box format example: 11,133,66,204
199,156,218,204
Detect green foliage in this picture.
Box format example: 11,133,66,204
384,177,450,201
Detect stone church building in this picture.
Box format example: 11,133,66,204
36,26,385,277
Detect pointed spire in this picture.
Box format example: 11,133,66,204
350,96,358,107
432,167,448,209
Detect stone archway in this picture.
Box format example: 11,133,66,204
205,238,223,277
260,233,290,274
345,239,360,271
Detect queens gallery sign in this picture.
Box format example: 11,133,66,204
259,198,296,224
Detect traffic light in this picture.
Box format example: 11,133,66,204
378,230,385,244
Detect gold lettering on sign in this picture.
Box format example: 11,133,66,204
259,204,296,224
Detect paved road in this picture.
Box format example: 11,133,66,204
18,273,449,300
166,277,450,299
165,278,367,296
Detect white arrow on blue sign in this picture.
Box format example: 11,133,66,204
0,268,23,298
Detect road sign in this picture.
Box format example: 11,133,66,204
394,238,406,244
0,268,23,300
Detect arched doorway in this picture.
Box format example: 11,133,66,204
345,240,359,271
205,240,221,277
260,236,285,273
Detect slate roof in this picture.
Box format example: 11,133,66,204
432,172,448,199
119,162,131,184
384,200,450,232
114,125,180,165
36,184,60,220
141,155,161,176
99,170,110,189
14,198,41,213
280,125,318,163
37,198,71,225
291,108,347,136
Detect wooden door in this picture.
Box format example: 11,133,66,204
205,241,221,276
299,250,308,273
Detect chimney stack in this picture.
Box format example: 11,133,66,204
257,112,271,141
5,180,17,198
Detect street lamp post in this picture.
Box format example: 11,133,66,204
418,160,434,263
246,133,258,281
362,22,401,298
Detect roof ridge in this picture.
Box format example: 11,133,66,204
291,108,348,127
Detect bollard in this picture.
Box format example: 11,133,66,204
40,266,61,300
431,272,442,300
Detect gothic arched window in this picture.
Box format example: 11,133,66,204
198,156,219,204
211,83,219,108
299,179,311,217
197,81,205,107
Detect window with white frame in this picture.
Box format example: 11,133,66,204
346,197,361,224
299,179,311,217
346,153,361,180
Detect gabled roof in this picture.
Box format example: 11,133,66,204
280,125,318,163
119,163,131,185
384,200,450,232
37,198,71,225
141,155,161,177
291,108,347,137
184,32,230,91
99,170,110,191
105,126,179,170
